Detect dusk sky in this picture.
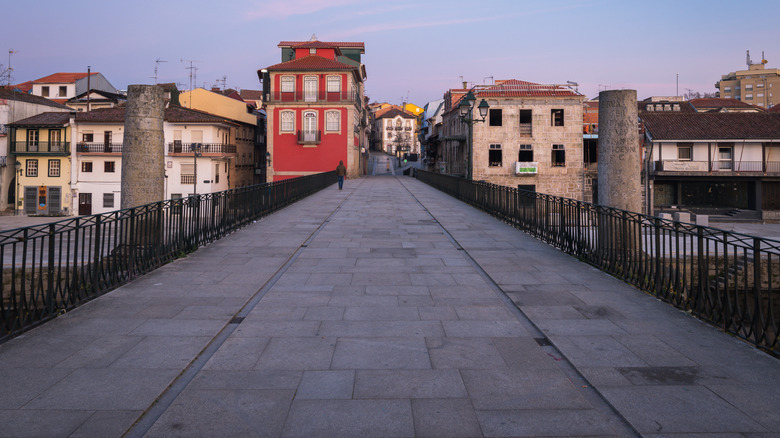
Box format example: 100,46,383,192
2,0,778,106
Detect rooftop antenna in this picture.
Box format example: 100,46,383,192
218,75,227,90
6,49,16,86
151,59,167,84
483,76,494,85
762,51,768,65
746,50,752,67
566,80,579,92
181,59,201,107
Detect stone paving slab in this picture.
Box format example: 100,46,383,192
0,175,778,437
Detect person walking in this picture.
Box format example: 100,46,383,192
336,160,347,190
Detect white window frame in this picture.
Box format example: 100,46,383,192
280,75,295,93
325,111,341,132
303,76,317,102
327,76,340,93
280,111,295,132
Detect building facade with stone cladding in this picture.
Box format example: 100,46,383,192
441,80,585,200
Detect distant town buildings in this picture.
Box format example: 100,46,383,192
715,52,779,108
371,105,418,156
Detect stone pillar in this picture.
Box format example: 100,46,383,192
121,85,164,209
597,90,640,212
597,90,641,257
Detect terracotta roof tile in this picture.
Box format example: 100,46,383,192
375,107,415,120
689,98,765,111
32,72,97,84
265,55,357,71
278,41,365,51
641,112,780,140
770,104,780,113
75,107,126,123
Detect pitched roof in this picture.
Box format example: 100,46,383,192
375,107,416,120
75,107,126,123
0,88,72,109
477,79,580,97
689,98,764,112
32,72,97,84
68,89,127,102
265,55,357,71
240,89,263,101
7,81,32,93
641,112,780,140
638,100,696,113
10,112,72,126
164,106,240,125
770,104,780,113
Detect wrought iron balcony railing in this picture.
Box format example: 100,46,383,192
297,130,321,145
11,142,70,154
167,142,237,154
76,143,123,153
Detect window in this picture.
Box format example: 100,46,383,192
59,86,67,97
745,84,753,90
27,129,39,146
26,159,38,177
82,162,93,173
280,111,295,132
104,161,115,173
725,87,731,91
518,144,533,161
103,193,114,209
489,109,502,126
280,76,294,93
215,164,220,184
718,146,733,170
302,111,317,142
49,130,62,145
551,144,566,167
304,76,317,102
519,109,532,135
551,109,564,126
48,159,61,177
82,132,94,143
489,144,502,167
326,111,340,132
677,144,692,160
41,86,49,97
180,163,194,184
309,48,316,54
746,94,753,100
757,83,765,88
327,76,340,93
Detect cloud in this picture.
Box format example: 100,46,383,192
244,0,364,19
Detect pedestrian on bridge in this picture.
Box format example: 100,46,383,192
336,160,347,190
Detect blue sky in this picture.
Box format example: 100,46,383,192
2,0,779,106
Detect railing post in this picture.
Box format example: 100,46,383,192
46,223,56,316
697,226,705,313
93,215,102,292
752,237,763,343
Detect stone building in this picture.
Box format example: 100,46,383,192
372,105,418,156
441,80,585,199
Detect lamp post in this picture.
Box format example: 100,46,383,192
191,143,202,195
14,161,21,216
458,91,489,180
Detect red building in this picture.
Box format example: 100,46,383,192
258,38,367,181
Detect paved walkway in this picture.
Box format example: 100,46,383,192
1,176,779,437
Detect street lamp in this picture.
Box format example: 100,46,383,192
190,143,202,195
14,161,21,216
457,91,489,179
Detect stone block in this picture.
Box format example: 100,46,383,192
673,212,691,223
695,214,709,227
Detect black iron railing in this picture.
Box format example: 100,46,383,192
167,143,237,154
415,169,780,356
77,143,123,153
0,171,337,342
11,142,70,154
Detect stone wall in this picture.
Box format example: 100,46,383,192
470,96,585,200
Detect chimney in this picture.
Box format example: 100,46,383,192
462,81,467,89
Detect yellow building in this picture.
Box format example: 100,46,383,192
178,88,262,187
9,112,73,215
716,53,780,108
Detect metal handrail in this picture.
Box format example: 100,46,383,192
0,171,337,342
415,169,780,356
11,142,70,154
167,143,237,154
76,143,123,153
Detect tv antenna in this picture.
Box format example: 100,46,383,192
151,59,167,84
5,49,16,86
180,59,201,93
218,75,227,90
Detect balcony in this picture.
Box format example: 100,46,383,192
77,143,123,154
519,123,532,137
652,160,780,175
11,141,70,155
181,175,195,185
297,130,321,145
167,142,236,155
269,89,360,106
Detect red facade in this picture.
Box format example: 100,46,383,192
260,39,366,181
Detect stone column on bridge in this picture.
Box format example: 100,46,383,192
121,84,165,209
120,85,165,258
597,90,641,256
